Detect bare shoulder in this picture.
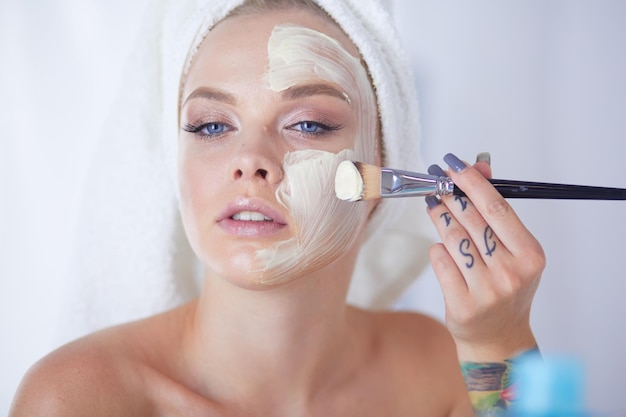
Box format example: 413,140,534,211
367,309,456,355
9,304,194,417
373,310,465,389
352,308,473,415
9,332,144,416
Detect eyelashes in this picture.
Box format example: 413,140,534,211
182,121,233,139
286,120,343,138
181,119,344,141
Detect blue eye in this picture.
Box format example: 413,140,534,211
182,121,231,138
296,121,322,133
289,120,342,137
202,123,227,135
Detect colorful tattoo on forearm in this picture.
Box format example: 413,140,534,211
460,348,540,416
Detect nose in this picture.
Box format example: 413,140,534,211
229,134,283,185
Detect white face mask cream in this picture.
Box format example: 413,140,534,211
254,24,378,284
334,160,364,202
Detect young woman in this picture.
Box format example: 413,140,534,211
10,0,544,415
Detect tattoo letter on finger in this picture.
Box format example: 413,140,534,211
455,196,468,211
484,226,496,257
459,239,474,269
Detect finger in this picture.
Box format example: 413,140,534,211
474,151,492,179
425,196,489,289
430,153,492,178
441,192,507,264
475,151,491,166
443,153,539,256
428,242,470,306
428,163,448,177
430,164,508,265
474,161,492,179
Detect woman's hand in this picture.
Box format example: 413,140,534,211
425,153,544,362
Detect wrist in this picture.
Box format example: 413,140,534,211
454,328,537,362
459,346,541,379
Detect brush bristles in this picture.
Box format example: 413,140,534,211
354,162,382,200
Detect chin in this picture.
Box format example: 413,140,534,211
206,267,304,292
200,246,289,288
198,230,360,289
201,249,333,291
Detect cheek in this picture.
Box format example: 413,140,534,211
178,150,222,238
180,154,204,209
254,149,369,284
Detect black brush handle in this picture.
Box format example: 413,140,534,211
453,179,626,200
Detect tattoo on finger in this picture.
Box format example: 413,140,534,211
459,239,475,268
455,196,468,211
484,226,496,257
440,212,452,227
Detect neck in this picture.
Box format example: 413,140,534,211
183,246,367,413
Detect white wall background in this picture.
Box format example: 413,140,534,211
1,0,625,414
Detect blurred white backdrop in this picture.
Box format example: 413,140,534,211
1,0,625,414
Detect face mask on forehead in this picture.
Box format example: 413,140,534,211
252,24,379,284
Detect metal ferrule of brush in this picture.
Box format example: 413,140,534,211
380,168,455,198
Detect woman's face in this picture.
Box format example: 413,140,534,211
178,9,379,288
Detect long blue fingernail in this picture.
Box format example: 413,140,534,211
444,153,467,173
425,195,441,209
428,164,447,177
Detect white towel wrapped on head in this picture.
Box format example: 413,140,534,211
58,0,433,342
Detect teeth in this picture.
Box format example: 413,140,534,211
232,211,273,222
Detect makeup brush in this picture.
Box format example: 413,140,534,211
334,160,626,201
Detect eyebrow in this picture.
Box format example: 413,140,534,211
182,87,238,107
281,83,351,104
182,83,351,108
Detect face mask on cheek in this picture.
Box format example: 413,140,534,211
253,24,378,284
